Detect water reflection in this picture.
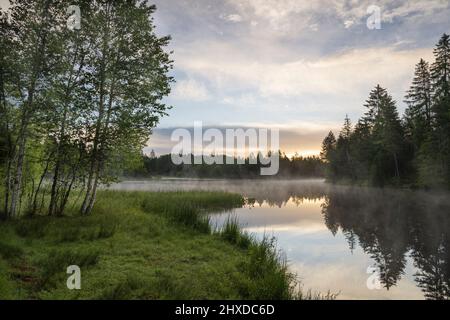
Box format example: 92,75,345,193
320,187,450,299
110,179,450,299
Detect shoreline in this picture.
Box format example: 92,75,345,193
0,190,329,300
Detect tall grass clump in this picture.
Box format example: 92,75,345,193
143,199,211,234
217,218,298,299
142,191,244,213
0,259,18,299
14,218,50,238
38,248,100,287
0,241,24,259
218,217,337,300
97,274,151,300
141,191,243,234
243,235,298,299
219,217,252,249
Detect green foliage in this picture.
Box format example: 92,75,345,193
217,216,336,300
141,191,244,233
0,258,20,299
141,191,244,213
138,152,325,179
0,1,174,218
0,240,23,259
96,274,152,300
219,217,253,249
14,218,50,238
38,248,100,288
404,59,432,150
0,190,331,299
322,34,450,189
240,236,298,300
40,248,100,278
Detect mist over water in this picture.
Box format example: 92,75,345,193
110,179,450,299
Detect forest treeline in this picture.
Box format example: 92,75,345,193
130,152,325,178
0,1,173,219
321,34,450,189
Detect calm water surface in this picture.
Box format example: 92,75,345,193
110,179,450,300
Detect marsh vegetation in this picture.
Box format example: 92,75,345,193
0,189,335,300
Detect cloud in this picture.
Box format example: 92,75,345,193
151,0,450,149
344,20,355,29
309,23,319,32
223,13,243,22
221,93,256,107
171,79,211,102
176,42,433,99
381,0,449,23
223,0,449,36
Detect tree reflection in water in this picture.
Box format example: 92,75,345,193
320,186,450,299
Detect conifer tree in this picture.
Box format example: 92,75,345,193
335,115,354,179
320,131,337,180
430,33,450,187
404,59,432,150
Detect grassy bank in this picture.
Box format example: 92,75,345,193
0,190,329,300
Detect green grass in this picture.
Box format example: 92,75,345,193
219,216,253,249
216,218,335,299
0,190,331,300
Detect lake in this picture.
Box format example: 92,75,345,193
110,179,450,300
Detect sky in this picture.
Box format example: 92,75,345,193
2,0,450,156
149,0,450,156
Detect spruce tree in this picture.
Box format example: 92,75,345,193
404,59,432,150
320,131,336,162
430,34,450,187
336,115,354,180
360,85,405,185
321,131,337,180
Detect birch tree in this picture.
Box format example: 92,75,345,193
2,0,64,217
78,1,173,215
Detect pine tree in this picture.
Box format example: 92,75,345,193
321,131,337,180
349,117,373,181
374,87,404,183
431,34,450,101
320,131,336,162
321,35,450,190
429,34,450,187
358,85,405,185
340,114,352,140
336,115,354,180
361,85,387,127
404,59,432,150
